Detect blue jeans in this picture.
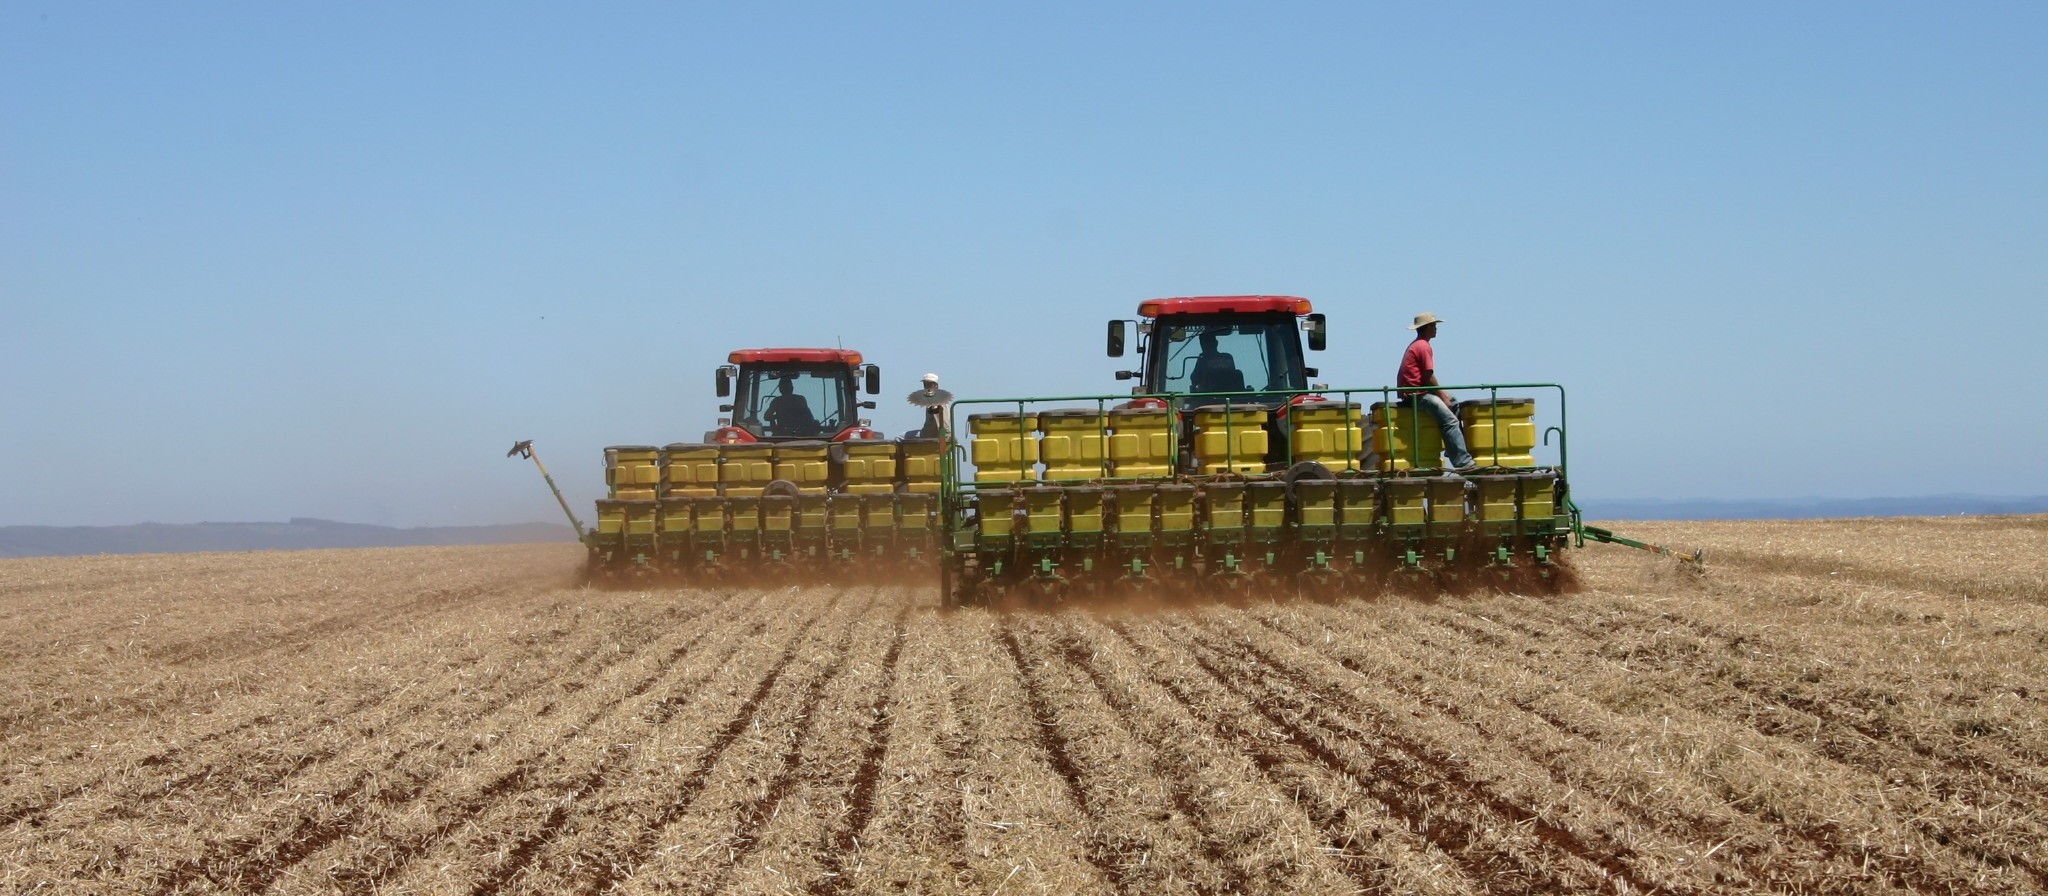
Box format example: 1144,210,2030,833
1412,394,1474,468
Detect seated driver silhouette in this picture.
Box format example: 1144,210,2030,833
764,378,819,436
1190,331,1245,394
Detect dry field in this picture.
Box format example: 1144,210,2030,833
3,517,2046,895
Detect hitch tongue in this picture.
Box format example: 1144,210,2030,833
1581,525,1704,566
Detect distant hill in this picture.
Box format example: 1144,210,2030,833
1581,494,2048,521
0,518,579,559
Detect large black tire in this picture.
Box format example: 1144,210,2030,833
1282,460,1335,500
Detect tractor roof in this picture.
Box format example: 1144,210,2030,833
1136,295,1313,318
727,348,864,365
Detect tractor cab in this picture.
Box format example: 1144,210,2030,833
713,348,883,443
1108,295,1327,406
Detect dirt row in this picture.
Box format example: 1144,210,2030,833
3,516,2044,894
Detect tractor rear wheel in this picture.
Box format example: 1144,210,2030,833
1282,460,1335,498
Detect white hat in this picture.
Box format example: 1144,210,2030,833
1409,312,1443,330
921,372,939,384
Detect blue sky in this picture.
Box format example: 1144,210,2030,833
4,2,2043,527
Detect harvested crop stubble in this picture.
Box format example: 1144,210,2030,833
999,612,1241,894
381,586,838,894
1064,612,1448,894
617,591,896,894
926,609,1118,893
3,517,2046,895
1171,614,1645,894
306,587,762,890
821,623,962,892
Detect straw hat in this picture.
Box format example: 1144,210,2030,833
1409,312,1443,330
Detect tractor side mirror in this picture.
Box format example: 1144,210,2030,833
1115,370,1137,381
864,364,881,394
1303,367,1320,378
1107,320,1127,357
716,366,734,397
1305,313,1327,351
860,400,877,409
719,404,734,412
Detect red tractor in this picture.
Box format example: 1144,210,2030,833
710,348,885,444
1108,294,1327,404
1106,295,1329,472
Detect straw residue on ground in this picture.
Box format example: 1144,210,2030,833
3,516,2045,894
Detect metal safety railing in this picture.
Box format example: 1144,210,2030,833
937,383,1567,479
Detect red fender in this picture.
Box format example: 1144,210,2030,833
1272,392,1330,422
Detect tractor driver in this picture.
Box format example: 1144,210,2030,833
764,377,819,436
1190,330,1245,394
1396,313,1478,472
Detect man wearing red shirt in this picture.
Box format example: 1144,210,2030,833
1397,312,1478,472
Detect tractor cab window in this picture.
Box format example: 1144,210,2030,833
1152,313,1305,404
734,363,851,439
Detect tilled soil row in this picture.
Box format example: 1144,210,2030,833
2,548,577,814
809,607,914,895
279,589,769,892
992,621,1157,894
1225,610,1731,890
1051,613,1434,894
2,582,741,893
1548,589,2048,795
666,601,915,895
141,589,745,894
1168,613,1655,895
607,591,888,895
1248,602,1825,891
5,527,2047,896
1677,516,2048,605
3,567,602,884
1101,614,1482,895
1355,596,2040,894
823,619,971,893
434,588,856,895
1002,614,1243,896
932,610,1118,893
1411,593,2048,892
4,580,589,832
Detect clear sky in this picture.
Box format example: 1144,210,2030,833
4,2,2044,528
